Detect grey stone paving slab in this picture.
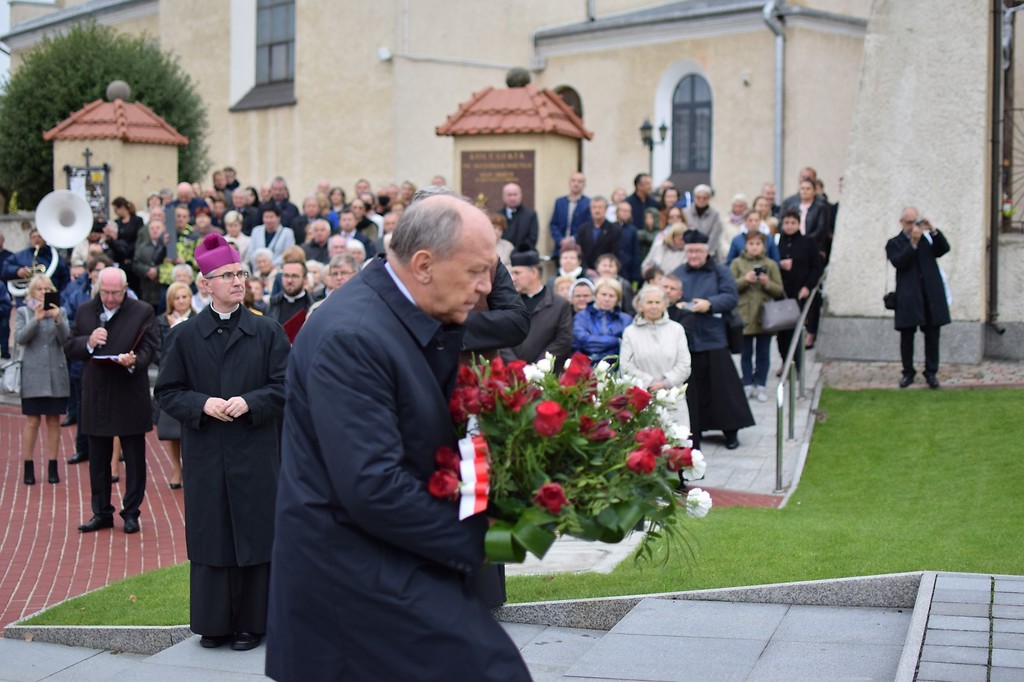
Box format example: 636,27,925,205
994,618,1024,634
930,601,990,617
919,643,991,665
924,628,990,648
747,640,903,682
915,660,989,682
992,668,1024,682
44,658,265,682
994,631,1024,650
565,632,766,682
996,577,1024,591
146,636,267,677
518,626,604,666
931,588,993,604
994,604,1024,619
992,647,1024,668
935,575,992,591
0,639,108,682
501,622,549,647
611,598,789,641
995,591,1024,606
926,614,990,632
769,605,910,645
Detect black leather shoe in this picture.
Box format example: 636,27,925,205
199,634,232,649
67,452,89,464
924,374,940,389
231,632,262,651
899,375,914,389
78,516,114,533
724,435,740,450
60,416,76,427
169,482,183,490
123,518,140,534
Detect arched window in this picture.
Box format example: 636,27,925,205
670,75,712,189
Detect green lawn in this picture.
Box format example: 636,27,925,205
25,388,1023,626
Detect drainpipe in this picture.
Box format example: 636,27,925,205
763,1,785,196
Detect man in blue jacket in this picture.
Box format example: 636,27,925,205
266,192,530,681
549,172,590,256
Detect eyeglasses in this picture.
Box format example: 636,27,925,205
211,270,250,282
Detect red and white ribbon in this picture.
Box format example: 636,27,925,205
458,418,490,519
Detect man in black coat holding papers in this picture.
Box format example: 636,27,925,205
67,267,158,534
266,192,530,681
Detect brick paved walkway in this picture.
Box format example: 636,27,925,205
0,405,188,633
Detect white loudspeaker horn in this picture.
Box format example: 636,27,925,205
35,190,93,249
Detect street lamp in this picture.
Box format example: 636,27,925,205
639,118,669,175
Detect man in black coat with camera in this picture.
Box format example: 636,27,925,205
886,206,951,389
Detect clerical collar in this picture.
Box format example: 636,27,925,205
523,285,545,299
210,303,241,320
282,291,306,304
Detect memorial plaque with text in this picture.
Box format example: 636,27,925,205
460,150,535,213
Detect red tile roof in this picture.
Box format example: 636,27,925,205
43,99,189,146
436,84,593,140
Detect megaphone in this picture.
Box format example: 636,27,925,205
36,190,94,249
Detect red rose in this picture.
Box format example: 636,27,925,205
427,470,460,500
533,400,569,437
559,353,593,387
626,386,652,413
533,482,569,515
579,415,617,442
501,384,539,412
635,427,667,454
449,386,482,423
664,446,694,472
434,445,461,473
626,449,657,474
457,364,478,389
490,357,509,383
506,359,527,384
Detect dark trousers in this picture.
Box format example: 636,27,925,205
87,433,146,520
900,325,941,378
741,334,773,387
190,562,270,637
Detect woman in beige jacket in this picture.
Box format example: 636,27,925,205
619,285,691,440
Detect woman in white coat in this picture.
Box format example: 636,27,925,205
620,285,692,445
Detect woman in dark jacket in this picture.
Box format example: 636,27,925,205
775,209,823,369
572,277,632,363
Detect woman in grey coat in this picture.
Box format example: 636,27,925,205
14,274,71,484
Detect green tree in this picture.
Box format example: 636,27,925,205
0,22,209,208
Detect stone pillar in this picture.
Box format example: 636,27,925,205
820,0,991,364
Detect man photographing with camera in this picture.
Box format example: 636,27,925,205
885,206,951,389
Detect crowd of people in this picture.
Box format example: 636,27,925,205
0,164,840,674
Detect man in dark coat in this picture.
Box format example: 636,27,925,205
67,267,158,534
576,196,622,271
155,234,289,651
886,207,951,389
500,182,539,250
503,247,573,368
265,193,530,681
548,171,591,256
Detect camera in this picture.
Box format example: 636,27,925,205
914,217,925,226
753,266,767,276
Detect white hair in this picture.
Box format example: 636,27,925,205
346,239,366,255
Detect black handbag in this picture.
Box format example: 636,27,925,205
883,291,897,310
725,310,744,354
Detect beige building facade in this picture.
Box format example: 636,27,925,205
5,0,868,213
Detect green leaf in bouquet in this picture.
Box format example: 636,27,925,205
485,521,527,563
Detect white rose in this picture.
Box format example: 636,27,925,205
686,488,713,518
594,359,611,378
524,364,546,384
681,449,706,481
537,353,554,374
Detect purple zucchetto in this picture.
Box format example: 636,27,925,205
194,233,241,276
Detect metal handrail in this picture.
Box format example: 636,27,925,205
773,268,827,493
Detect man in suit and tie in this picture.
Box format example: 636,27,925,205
548,172,590,257
499,182,539,251
575,196,622,271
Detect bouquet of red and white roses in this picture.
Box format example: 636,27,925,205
428,352,711,563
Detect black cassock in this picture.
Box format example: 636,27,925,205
155,305,289,636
